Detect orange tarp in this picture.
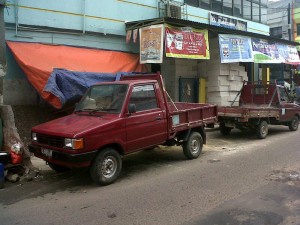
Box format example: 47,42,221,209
7,41,145,108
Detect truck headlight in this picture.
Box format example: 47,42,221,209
64,138,84,150
32,132,37,142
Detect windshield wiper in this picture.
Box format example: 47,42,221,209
88,107,118,114
74,109,91,113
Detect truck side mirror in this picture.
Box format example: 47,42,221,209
128,103,136,114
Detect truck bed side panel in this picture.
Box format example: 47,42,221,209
168,102,217,132
218,106,280,122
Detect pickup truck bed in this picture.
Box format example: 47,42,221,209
218,105,280,122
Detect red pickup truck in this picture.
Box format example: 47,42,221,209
218,81,300,139
29,73,217,185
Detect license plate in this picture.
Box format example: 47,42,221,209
41,148,52,158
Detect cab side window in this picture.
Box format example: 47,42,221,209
129,84,158,112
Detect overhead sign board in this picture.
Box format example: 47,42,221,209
210,13,247,32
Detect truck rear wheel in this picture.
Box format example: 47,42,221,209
90,148,122,185
183,132,203,160
220,123,232,135
256,120,268,139
289,116,299,131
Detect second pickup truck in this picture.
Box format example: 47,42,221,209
218,81,300,139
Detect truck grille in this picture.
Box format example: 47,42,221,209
36,133,65,148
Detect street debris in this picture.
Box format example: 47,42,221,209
268,169,300,185
208,159,221,163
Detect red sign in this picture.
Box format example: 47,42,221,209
165,26,209,59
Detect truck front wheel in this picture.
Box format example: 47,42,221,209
289,116,299,131
183,132,203,160
256,120,268,139
90,148,122,185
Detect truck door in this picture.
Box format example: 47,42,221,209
125,84,168,152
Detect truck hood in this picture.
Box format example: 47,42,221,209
31,113,120,137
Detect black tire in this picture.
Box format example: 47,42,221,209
289,116,299,131
183,132,203,160
90,148,122,186
48,162,70,173
219,123,232,135
256,120,268,139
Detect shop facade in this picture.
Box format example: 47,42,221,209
127,17,300,106
3,0,299,108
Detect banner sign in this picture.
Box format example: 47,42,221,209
276,44,300,64
210,13,247,32
165,26,210,59
133,29,138,43
219,34,253,63
251,38,282,63
219,34,300,64
126,30,132,44
140,25,164,64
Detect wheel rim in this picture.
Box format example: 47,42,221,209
293,119,299,129
261,124,267,136
101,156,117,179
191,139,200,154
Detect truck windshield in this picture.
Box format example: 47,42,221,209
75,84,128,114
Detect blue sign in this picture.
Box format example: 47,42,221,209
219,34,253,63
219,35,300,64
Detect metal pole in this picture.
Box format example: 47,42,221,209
0,0,6,95
288,3,291,41
0,1,6,66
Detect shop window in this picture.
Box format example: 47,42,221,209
269,64,284,81
260,0,268,7
233,0,242,17
212,0,222,13
184,0,200,7
243,0,252,20
260,6,267,24
270,27,282,39
223,0,233,15
200,0,210,10
252,2,260,22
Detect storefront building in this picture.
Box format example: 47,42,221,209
3,0,299,108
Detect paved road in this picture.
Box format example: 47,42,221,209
0,125,299,225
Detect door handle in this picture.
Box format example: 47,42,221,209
156,117,162,120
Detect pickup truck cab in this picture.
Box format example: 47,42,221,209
29,73,217,185
218,81,300,139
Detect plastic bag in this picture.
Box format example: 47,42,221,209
10,142,23,164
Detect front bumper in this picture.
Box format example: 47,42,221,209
29,144,98,168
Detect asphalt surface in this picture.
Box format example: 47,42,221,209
0,125,299,225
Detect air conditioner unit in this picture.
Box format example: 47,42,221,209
166,3,182,19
